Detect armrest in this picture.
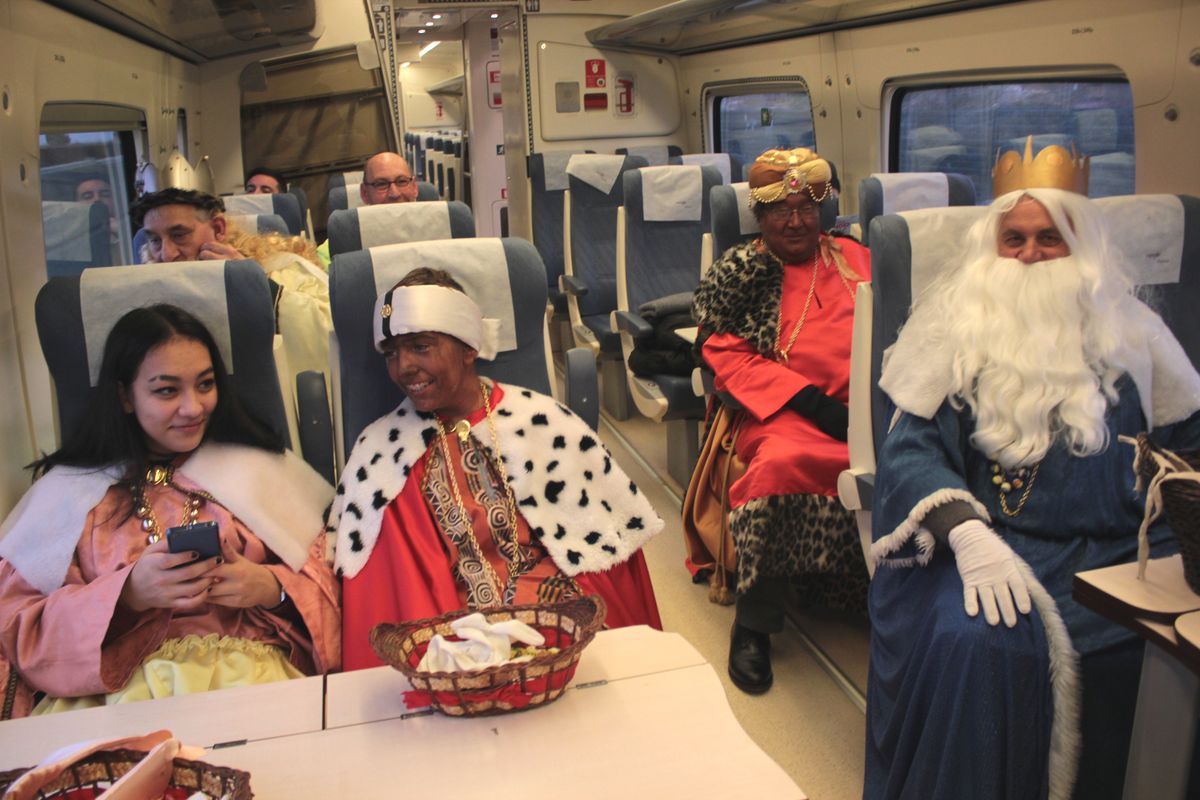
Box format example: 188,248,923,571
296,370,336,484
559,275,589,297
611,309,653,338
837,468,875,513
564,346,599,431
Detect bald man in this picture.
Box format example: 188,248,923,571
317,152,418,267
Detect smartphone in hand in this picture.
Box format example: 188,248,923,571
166,520,221,563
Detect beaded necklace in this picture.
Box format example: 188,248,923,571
990,461,1041,517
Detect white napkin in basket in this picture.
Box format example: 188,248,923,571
417,613,545,673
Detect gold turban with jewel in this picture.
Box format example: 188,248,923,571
747,148,833,207
992,136,1090,197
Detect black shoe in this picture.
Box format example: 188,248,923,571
728,623,773,694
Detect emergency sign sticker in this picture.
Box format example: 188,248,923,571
585,59,606,88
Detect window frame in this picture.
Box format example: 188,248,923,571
703,78,815,164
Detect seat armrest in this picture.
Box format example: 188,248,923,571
612,309,653,339
296,371,336,484
837,468,875,512
564,346,599,430
560,275,589,297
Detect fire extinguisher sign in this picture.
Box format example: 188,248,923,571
585,59,606,88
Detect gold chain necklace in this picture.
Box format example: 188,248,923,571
773,253,820,365
131,464,218,544
991,462,1041,517
435,380,524,602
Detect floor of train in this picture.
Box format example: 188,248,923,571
600,402,870,800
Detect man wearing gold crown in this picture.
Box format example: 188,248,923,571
692,148,870,694
865,139,1200,798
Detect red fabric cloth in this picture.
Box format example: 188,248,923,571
702,238,870,504
341,386,662,672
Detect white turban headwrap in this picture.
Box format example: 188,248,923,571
373,284,500,360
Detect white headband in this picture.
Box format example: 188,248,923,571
373,284,500,360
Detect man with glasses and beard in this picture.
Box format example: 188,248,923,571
865,140,1200,799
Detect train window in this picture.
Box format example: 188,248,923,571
713,90,815,181
892,80,1134,202
39,103,143,271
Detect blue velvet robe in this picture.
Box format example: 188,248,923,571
865,377,1200,799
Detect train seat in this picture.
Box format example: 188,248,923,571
329,181,439,214
615,145,683,166
680,153,733,184
528,150,592,315
561,153,648,419
858,172,976,246
41,201,113,278
287,186,314,239
838,193,1200,572
326,200,474,258
612,164,721,485
227,213,291,237
328,237,599,459
223,193,304,237
328,170,365,191
34,260,296,462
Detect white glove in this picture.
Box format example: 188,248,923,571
946,520,1032,627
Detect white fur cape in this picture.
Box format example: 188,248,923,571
327,384,663,579
0,443,333,596
880,293,1200,428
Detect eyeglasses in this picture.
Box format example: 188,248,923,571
366,176,415,191
762,202,819,222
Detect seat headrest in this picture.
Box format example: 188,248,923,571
639,165,704,222
567,154,628,194
357,201,453,248
681,153,731,184
869,173,950,215
79,261,234,384
366,239,518,354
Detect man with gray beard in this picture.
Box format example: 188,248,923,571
864,184,1200,800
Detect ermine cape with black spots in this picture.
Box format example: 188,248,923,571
326,383,663,579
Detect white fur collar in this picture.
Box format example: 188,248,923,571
0,444,331,595
327,384,663,579
880,294,1200,427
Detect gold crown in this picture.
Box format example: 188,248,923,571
992,136,1089,197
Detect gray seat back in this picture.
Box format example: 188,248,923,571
328,170,364,191
859,172,976,246
529,151,590,300
227,213,290,236
35,259,288,444
567,155,647,318
223,193,303,236
615,145,682,166
327,201,474,258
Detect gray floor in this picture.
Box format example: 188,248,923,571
600,408,869,800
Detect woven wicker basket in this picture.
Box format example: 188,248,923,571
369,595,606,717
1134,433,1200,593
0,748,252,799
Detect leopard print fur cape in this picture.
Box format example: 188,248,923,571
693,236,867,358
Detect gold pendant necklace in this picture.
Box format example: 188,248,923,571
435,380,524,602
773,252,820,365
131,464,217,544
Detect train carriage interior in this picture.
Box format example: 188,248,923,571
1,0,1199,796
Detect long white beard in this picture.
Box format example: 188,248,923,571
946,255,1124,469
